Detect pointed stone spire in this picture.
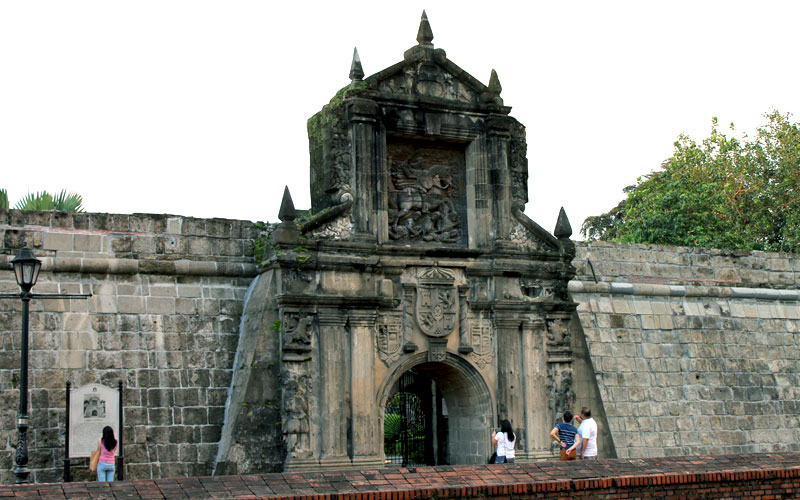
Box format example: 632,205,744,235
416,10,434,47
278,186,297,222
488,69,502,95
272,186,300,245
349,47,364,83
554,207,572,239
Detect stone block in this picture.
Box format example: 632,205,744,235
118,296,146,314
74,234,102,252
147,297,175,314
132,236,157,254
167,217,182,235
188,237,215,255
43,232,73,251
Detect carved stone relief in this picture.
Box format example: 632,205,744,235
468,316,494,369
546,318,571,354
283,368,312,459
323,108,352,200
509,222,546,253
282,312,315,360
415,266,458,337
548,367,575,424
428,338,448,362
377,62,477,103
387,141,466,245
310,215,354,240
376,314,403,366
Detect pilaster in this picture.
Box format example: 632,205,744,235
317,309,350,469
348,98,380,240
493,314,524,434
348,309,382,468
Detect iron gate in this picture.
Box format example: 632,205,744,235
384,371,430,466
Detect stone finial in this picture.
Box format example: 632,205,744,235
488,69,502,95
349,47,364,83
273,186,300,245
278,186,297,223
554,207,572,239
416,10,434,47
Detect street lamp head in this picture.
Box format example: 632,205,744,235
10,248,42,293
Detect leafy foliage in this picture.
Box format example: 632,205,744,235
10,189,84,212
0,189,7,210
582,111,800,253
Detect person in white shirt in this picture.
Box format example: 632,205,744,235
491,419,516,464
567,407,598,459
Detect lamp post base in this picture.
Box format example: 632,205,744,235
14,418,30,484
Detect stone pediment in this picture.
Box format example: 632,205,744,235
358,11,506,111
366,50,498,108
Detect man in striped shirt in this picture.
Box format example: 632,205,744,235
550,410,578,461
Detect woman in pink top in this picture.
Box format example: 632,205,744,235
96,426,117,482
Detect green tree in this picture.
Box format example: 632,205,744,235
1,189,85,212
582,111,800,253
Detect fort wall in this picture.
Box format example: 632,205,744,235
570,241,800,458
3,210,800,480
0,210,267,482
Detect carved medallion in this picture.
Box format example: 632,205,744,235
469,318,494,369
376,315,402,366
415,267,457,337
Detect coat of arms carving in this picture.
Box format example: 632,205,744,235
376,315,402,366
415,266,457,338
469,317,494,369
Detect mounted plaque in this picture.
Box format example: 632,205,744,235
68,384,119,458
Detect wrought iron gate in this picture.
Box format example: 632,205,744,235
384,371,430,466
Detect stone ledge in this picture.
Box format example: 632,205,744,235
570,280,800,301
2,452,800,499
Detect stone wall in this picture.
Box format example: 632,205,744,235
0,210,267,482
570,241,800,459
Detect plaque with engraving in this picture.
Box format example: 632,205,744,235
387,140,467,246
69,384,119,458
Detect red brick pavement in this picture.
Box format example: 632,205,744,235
1,452,799,499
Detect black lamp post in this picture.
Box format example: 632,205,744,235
9,248,41,484
1,248,90,484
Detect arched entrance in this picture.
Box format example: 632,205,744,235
379,353,494,466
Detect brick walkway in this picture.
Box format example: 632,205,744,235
2,453,800,499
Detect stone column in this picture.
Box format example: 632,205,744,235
493,313,524,436
317,309,351,469
520,317,549,460
348,98,380,240
348,310,383,468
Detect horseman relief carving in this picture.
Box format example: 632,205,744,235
388,142,466,244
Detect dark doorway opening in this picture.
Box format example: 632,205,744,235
383,369,448,467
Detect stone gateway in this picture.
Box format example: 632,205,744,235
214,12,582,473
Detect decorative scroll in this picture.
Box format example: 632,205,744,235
387,142,465,245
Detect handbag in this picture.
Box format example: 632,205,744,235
488,452,497,464
89,449,100,472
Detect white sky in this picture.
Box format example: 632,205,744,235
2,1,799,238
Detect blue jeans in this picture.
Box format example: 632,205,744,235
97,461,115,482
494,455,506,464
